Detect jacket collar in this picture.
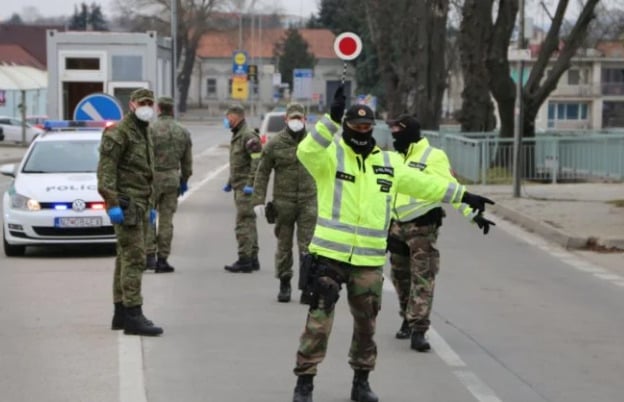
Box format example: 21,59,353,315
404,137,430,160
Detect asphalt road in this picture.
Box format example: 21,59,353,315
1,123,624,401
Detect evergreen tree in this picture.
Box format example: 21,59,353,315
7,13,24,24
273,28,316,89
68,2,108,31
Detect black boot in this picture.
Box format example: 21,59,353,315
300,292,312,305
277,278,292,303
111,302,125,330
155,256,175,273
351,370,379,402
124,306,163,336
395,318,410,339
410,331,431,352
145,253,156,270
224,257,253,273
252,256,260,271
292,375,313,402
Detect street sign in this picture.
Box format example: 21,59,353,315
293,69,313,100
232,50,249,75
73,93,123,121
333,32,363,61
356,94,377,112
231,76,249,100
247,64,258,83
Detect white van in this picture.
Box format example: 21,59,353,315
259,111,286,144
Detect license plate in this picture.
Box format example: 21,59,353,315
54,217,102,228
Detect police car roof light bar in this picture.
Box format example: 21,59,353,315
43,120,115,131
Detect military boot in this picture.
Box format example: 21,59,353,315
145,253,157,270
124,306,163,336
292,375,313,402
224,257,253,273
395,318,410,339
155,256,175,273
111,302,125,330
252,256,260,271
350,370,379,402
300,292,312,305
277,278,292,303
410,331,431,352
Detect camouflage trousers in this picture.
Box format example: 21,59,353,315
294,257,383,376
113,207,149,307
146,186,179,258
388,220,440,333
234,189,258,258
273,198,317,280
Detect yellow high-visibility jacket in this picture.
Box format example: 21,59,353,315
296,115,465,267
393,138,476,222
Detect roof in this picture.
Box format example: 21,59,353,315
0,24,65,67
0,44,45,69
197,28,338,59
0,65,47,90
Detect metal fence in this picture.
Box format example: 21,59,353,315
423,130,624,184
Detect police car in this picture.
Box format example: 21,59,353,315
1,121,116,256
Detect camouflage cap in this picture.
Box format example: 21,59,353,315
286,103,305,118
130,88,154,102
226,103,245,116
157,96,174,107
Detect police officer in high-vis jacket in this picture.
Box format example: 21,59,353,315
290,87,495,402
386,115,495,352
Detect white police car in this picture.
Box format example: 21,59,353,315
1,121,116,256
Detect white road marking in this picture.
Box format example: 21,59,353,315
119,160,229,402
455,371,503,402
428,328,466,368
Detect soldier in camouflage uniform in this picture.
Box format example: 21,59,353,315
386,115,494,351
223,104,263,273
145,96,193,273
252,103,317,303
97,88,163,336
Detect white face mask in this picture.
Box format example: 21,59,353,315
287,119,304,132
135,106,155,122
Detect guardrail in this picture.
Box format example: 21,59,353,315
422,130,624,184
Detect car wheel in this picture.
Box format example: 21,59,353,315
3,228,26,257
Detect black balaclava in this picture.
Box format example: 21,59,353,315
390,115,421,154
343,123,374,156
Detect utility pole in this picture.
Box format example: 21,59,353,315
512,0,525,198
171,0,178,117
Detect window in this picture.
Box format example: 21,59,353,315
548,102,589,121
206,78,217,96
112,55,143,81
567,69,580,85
65,57,100,70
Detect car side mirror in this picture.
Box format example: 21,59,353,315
0,163,16,178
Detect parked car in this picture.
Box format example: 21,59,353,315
259,111,286,144
1,121,115,256
0,116,45,144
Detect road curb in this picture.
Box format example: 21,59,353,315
490,203,589,249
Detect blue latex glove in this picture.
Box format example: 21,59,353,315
223,183,232,192
179,181,189,196
243,185,254,195
149,209,157,225
107,206,124,224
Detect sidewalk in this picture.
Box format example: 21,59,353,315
0,145,27,165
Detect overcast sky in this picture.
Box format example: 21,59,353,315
2,0,320,20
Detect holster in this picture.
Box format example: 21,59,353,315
117,194,139,227
386,234,410,256
265,201,277,224
300,255,341,313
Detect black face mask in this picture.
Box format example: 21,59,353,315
343,124,373,155
392,129,421,154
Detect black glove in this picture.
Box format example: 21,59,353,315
461,191,495,214
473,214,495,235
329,85,346,123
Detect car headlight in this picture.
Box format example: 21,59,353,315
10,193,41,211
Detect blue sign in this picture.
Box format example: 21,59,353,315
232,50,249,75
73,93,123,121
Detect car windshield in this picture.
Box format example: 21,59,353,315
22,139,100,173
267,116,286,132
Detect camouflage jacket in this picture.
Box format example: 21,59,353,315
228,120,262,190
149,115,193,191
97,113,154,209
252,128,316,205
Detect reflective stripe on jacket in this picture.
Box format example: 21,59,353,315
393,138,476,223
296,115,465,266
